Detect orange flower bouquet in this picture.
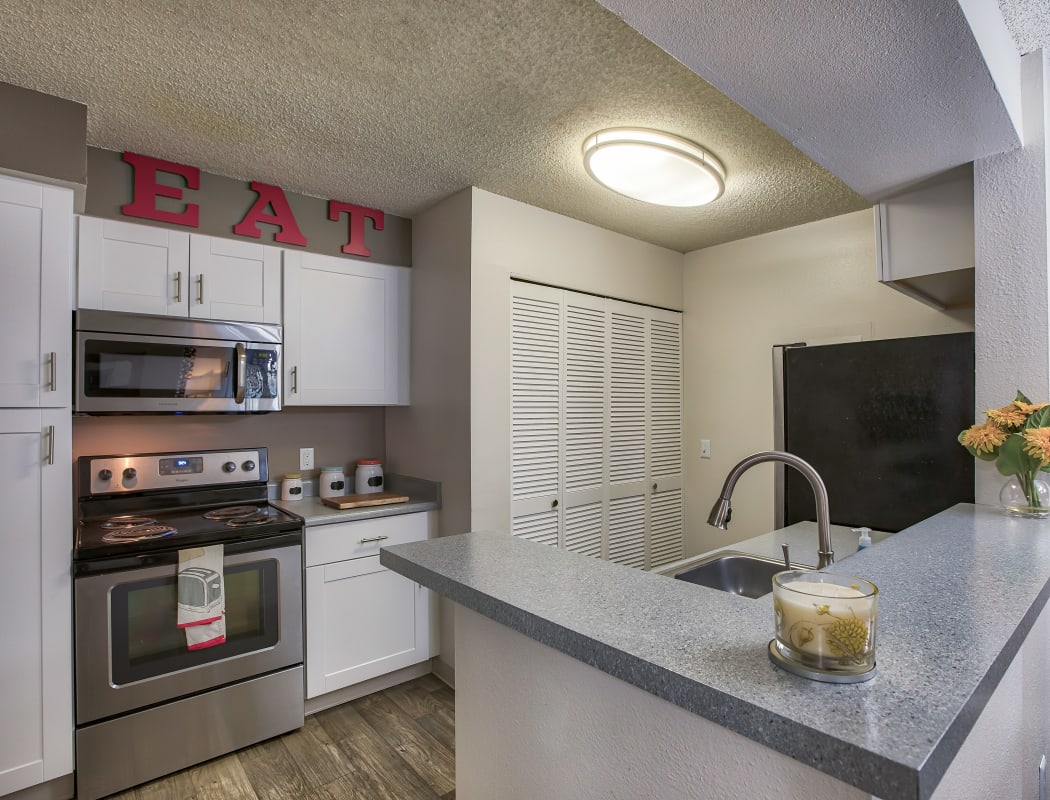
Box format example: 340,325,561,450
959,391,1050,516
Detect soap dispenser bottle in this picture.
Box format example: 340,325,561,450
853,527,872,550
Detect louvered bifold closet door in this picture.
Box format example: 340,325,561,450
562,297,608,559
648,309,684,568
510,284,562,547
605,300,649,568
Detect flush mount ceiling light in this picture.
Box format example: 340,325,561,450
582,128,726,207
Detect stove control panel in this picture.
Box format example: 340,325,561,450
81,449,268,495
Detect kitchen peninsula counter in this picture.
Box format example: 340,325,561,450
381,504,1050,800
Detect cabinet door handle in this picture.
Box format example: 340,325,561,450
44,425,54,466
174,271,182,303
359,535,389,544
47,351,57,392
652,482,658,492
551,499,558,509
291,366,298,394
196,273,204,304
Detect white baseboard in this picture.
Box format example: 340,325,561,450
304,661,433,715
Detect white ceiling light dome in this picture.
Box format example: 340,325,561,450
582,128,726,207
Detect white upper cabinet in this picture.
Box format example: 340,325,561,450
875,165,975,310
188,234,281,323
0,175,73,408
283,250,410,406
78,217,281,324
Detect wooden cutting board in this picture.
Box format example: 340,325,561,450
321,492,410,509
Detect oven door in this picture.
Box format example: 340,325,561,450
74,535,302,725
76,330,281,414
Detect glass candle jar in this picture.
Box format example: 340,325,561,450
772,570,878,676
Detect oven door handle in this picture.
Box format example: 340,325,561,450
234,342,247,404
73,531,303,577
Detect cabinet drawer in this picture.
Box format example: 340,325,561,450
305,513,428,567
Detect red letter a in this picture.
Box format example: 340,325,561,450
233,182,308,246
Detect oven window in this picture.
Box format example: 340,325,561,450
111,561,280,684
83,339,235,399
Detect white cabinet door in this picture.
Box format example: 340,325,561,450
189,235,281,323
305,556,430,698
0,408,73,795
0,177,72,408
283,251,410,406
77,216,190,317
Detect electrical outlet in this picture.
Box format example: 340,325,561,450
299,448,314,470
700,439,712,459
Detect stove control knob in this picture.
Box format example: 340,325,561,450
123,467,137,481
242,460,256,472
222,461,237,473
98,468,112,481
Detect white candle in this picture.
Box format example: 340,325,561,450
774,579,876,662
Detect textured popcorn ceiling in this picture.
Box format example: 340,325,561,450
0,0,868,253
999,0,1050,54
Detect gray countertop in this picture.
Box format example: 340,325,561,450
271,473,441,525
380,504,1050,800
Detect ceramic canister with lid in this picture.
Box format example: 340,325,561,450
319,466,347,499
281,473,303,501
355,459,384,494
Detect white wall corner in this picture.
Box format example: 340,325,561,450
973,49,1050,506
956,0,1024,143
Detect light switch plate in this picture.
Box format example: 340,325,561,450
700,439,712,459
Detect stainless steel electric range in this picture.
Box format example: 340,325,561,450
72,448,304,800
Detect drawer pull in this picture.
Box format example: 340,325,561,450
359,535,389,544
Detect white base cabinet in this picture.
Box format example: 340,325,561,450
305,513,436,699
78,216,281,323
0,409,73,796
283,250,410,405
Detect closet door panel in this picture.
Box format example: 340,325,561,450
511,285,562,544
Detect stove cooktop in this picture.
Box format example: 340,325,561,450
75,502,303,560
73,448,303,561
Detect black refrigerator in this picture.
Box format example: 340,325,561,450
780,332,974,533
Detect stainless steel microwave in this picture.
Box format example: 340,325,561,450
75,310,282,414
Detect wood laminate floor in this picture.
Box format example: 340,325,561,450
110,675,455,800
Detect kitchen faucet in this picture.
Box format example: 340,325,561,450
707,450,835,569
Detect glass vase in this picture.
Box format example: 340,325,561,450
1000,473,1050,518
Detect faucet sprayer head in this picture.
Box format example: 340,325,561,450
707,498,732,529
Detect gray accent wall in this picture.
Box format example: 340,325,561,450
85,147,411,266
0,82,87,190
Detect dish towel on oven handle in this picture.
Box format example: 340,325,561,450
177,544,226,650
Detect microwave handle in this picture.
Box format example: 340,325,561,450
235,342,247,404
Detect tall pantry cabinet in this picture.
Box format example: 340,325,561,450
509,281,684,570
0,174,74,795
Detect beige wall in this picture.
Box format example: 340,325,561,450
385,187,473,677
469,188,684,534
682,208,974,555
72,407,385,481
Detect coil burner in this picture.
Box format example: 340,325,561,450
101,523,177,543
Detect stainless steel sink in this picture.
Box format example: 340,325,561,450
671,551,793,598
